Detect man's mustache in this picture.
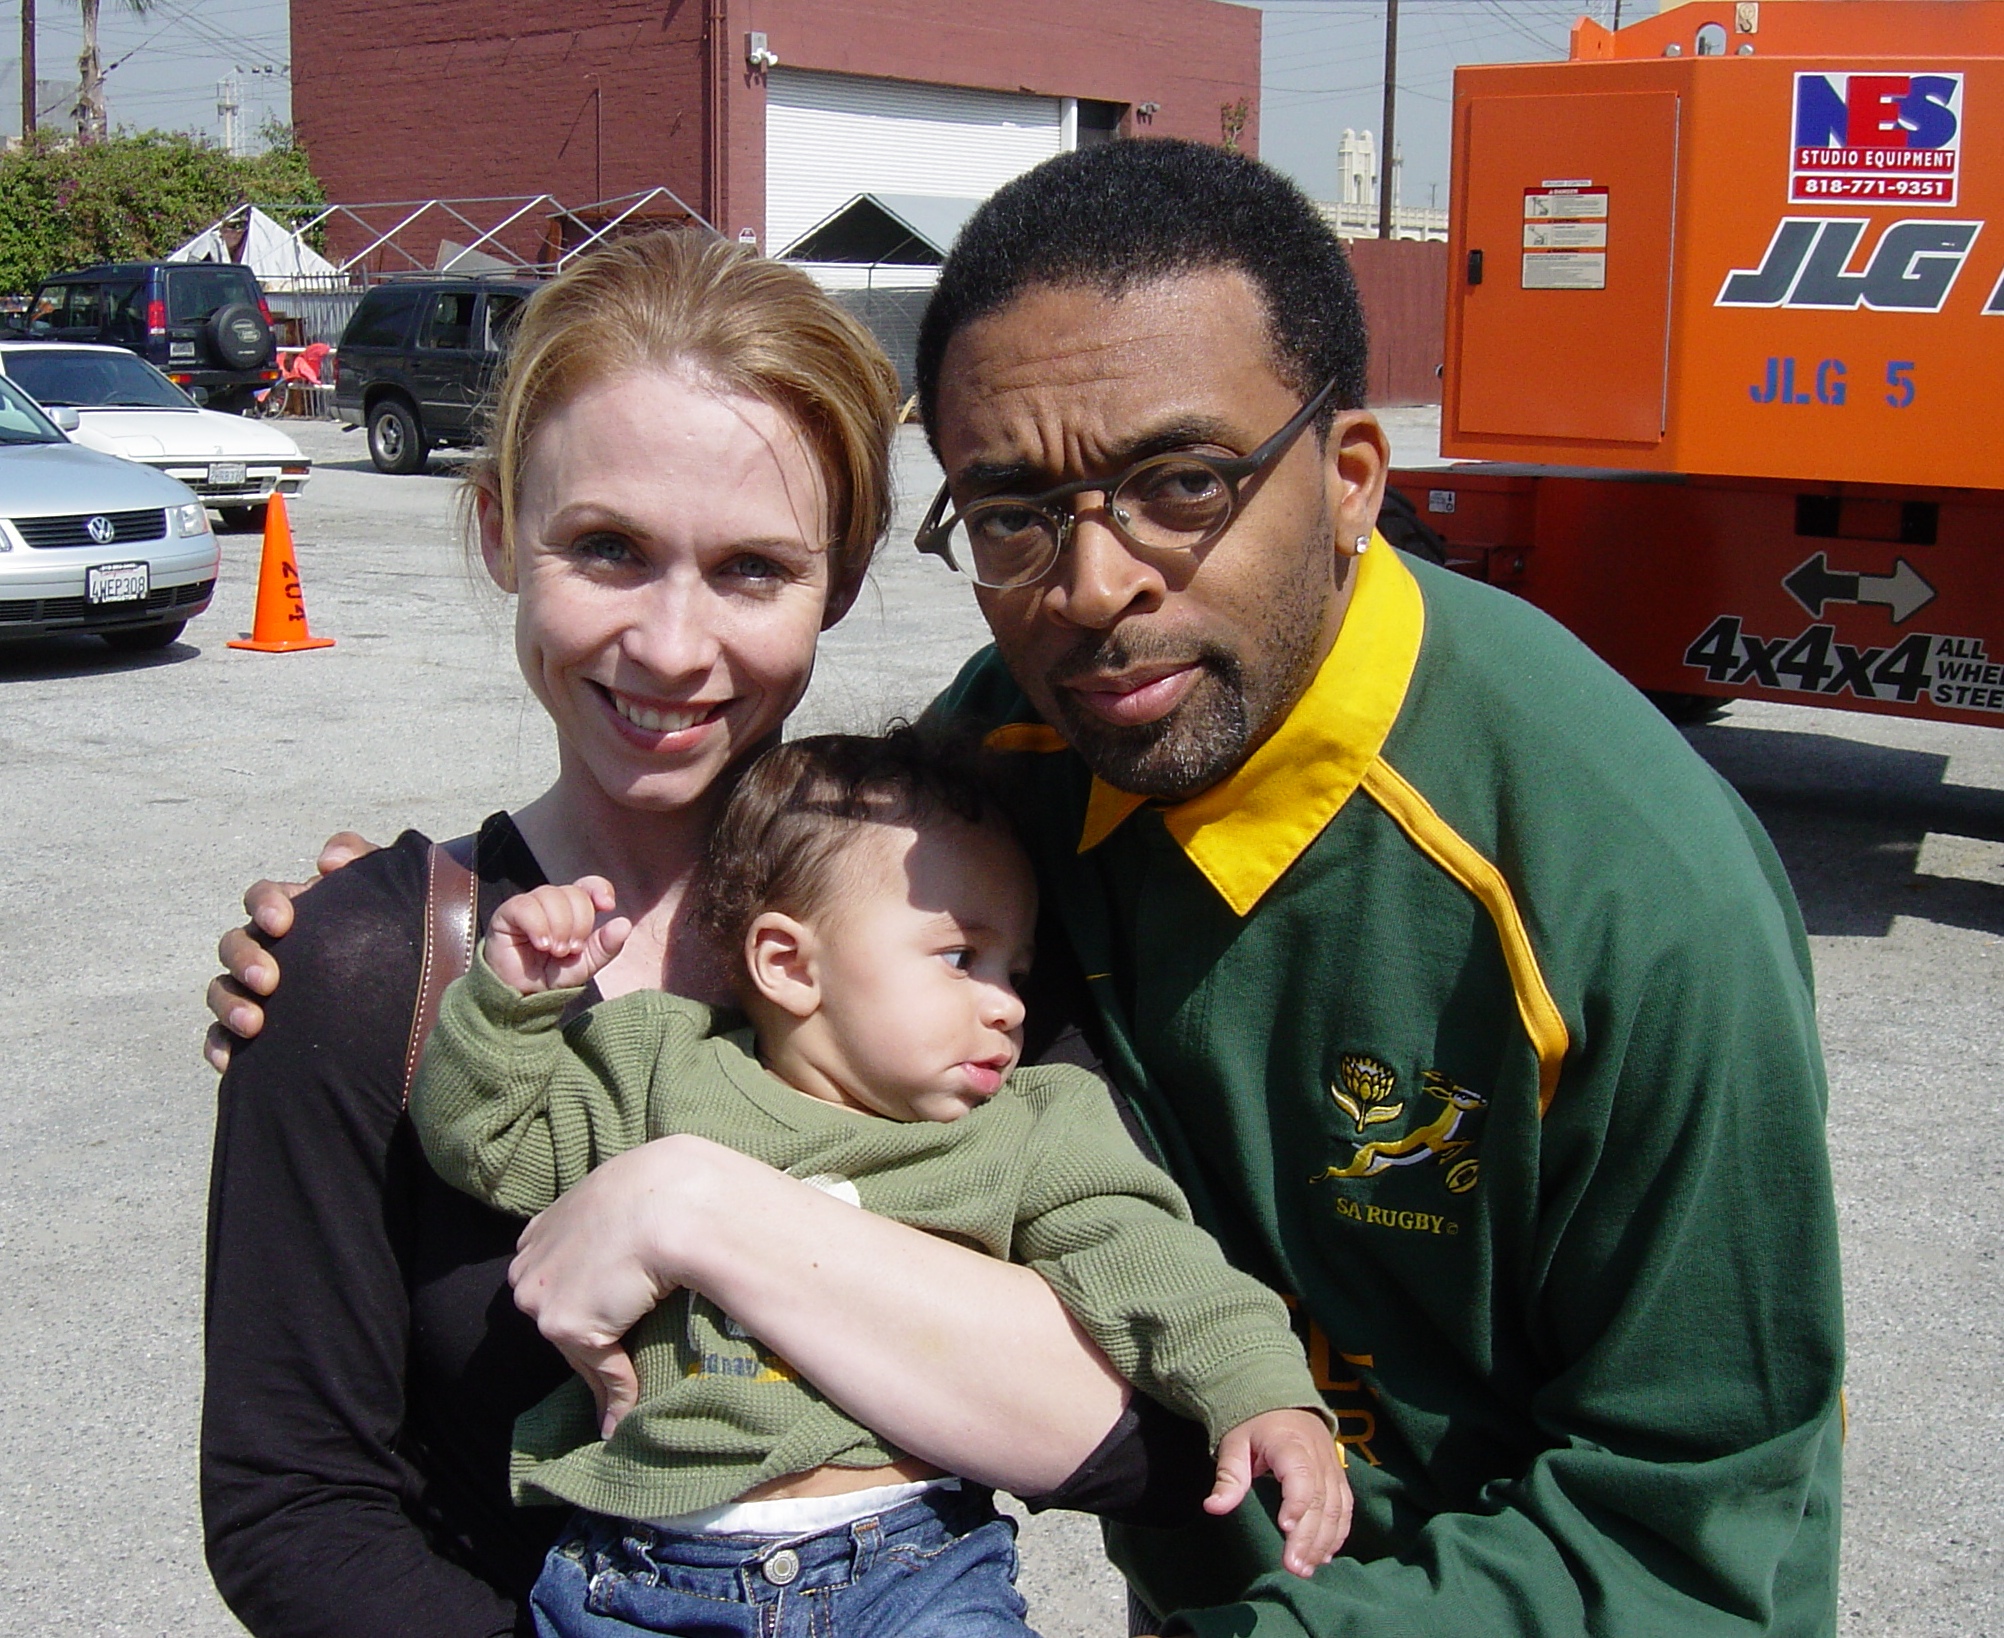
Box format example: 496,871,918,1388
1049,632,1236,692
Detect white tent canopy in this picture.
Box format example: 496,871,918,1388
240,207,339,288
166,224,229,263
167,206,339,290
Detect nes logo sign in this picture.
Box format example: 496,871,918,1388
1791,72,1963,205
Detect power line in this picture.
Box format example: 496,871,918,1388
1472,0,1570,53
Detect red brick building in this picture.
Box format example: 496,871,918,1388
290,0,1262,260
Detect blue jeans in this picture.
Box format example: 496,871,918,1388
529,1485,1039,1638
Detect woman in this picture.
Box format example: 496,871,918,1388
201,232,1132,1638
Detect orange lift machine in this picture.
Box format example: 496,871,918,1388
1390,1,2004,726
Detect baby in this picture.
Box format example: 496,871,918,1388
411,728,1349,1638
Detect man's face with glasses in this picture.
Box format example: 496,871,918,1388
931,267,1387,800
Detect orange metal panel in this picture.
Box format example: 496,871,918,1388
1391,464,2004,730
1440,2,2004,491
1455,92,1680,444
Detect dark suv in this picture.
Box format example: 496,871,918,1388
333,276,538,473
19,262,279,413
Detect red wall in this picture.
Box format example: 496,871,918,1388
291,0,1259,262
291,0,713,264
1343,238,1448,406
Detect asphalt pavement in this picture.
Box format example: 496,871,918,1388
0,411,1996,1636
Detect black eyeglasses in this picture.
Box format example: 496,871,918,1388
915,377,1339,591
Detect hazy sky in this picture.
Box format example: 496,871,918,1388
1252,0,1619,206
22,0,1618,207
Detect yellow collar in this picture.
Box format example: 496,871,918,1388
1078,536,1425,916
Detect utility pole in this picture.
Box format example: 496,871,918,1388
20,0,34,140
75,0,101,140
217,72,241,155
1377,0,1398,239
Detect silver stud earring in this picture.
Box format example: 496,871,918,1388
1353,534,1370,554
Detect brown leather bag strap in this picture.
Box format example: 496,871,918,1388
401,832,479,1109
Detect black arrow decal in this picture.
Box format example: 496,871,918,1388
1783,553,1858,617
1783,553,1937,625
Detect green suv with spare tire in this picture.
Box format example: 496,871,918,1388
331,276,537,474
15,261,280,414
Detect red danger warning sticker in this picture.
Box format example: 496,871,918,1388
1522,183,1607,290
1790,72,1963,205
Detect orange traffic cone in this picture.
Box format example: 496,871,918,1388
228,492,334,653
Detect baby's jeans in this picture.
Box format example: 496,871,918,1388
528,1483,1039,1637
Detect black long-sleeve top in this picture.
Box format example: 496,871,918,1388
203,817,571,1637
201,814,1208,1638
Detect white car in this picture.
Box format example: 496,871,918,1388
0,341,310,531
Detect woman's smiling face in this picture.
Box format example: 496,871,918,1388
487,362,835,818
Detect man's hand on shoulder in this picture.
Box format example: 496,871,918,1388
203,830,380,1072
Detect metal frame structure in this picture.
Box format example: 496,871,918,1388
174,186,717,288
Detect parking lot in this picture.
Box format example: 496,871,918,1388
0,413,1998,1636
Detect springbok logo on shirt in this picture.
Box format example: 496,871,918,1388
1321,1065,1485,1196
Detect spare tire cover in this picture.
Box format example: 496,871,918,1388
209,303,273,370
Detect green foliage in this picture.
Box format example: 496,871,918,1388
0,128,326,294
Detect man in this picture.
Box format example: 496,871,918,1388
917,139,1843,1634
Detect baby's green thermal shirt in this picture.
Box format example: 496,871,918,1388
410,956,1327,1522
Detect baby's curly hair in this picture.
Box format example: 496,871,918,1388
691,723,1016,989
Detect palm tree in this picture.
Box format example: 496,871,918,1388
73,0,147,142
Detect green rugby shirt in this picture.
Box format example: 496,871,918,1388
938,541,1844,1637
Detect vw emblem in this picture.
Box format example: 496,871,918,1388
86,514,116,544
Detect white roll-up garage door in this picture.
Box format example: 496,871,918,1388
765,69,1064,256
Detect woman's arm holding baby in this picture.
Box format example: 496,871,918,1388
511,1135,1131,1494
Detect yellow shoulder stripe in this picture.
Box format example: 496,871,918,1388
983,722,1069,754
1360,760,1570,1116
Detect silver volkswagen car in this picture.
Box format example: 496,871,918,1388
0,371,218,648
